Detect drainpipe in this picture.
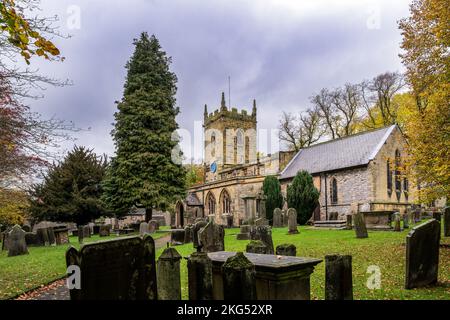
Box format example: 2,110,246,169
324,174,328,220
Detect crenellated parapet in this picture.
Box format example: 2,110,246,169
204,92,257,126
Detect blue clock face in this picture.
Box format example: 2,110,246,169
210,162,217,173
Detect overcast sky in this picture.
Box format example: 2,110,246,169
25,0,412,162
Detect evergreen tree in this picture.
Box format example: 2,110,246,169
102,33,186,221
29,146,108,225
262,175,283,223
287,170,320,225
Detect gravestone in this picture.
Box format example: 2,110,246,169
77,226,84,244
444,207,450,237
37,227,50,246
187,252,213,300
236,225,252,240
405,219,440,289
273,208,282,227
222,252,256,300
393,213,401,232
184,225,193,244
99,225,111,237
192,220,208,250
82,225,91,238
287,208,299,234
148,220,159,233
170,229,185,245
276,244,297,256
353,212,368,238
255,217,269,226
250,226,274,254
7,225,29,257
346,215,352,230
325,255,353,300
198,221,225,253
47,227,56,245
246,240,269,254
403,212,410,229
157,247,181,300
66,235,157,300
53,226,70,245
139,222,149,236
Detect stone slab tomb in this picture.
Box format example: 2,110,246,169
66,235,157,300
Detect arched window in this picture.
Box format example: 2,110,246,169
245,136,250,164
395,150,402,200
210,133,216,158
403,177,409,200
387,160,393,196
220,189,232,214
330,178,338,205
206,192,216,215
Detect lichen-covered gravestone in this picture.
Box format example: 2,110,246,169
66,235,157,300
157,247,181,300
273,208,282,228
353,212,368,238
255,217,269,226
405,219,440,289
187,251,213,300
198,221,224,253
287,208,299,234
246,240,269,254
250,225,274,254
403,212,410,229
221,252,256,300
148,220,159,233
325,255,353,300
192,220,208,250
7,225,29,257
276,244,296,256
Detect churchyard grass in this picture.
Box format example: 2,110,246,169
0,230,169,299
156,224,450,300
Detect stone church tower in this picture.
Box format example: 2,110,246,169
204,92,257,182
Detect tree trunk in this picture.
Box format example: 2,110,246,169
145,207,153,222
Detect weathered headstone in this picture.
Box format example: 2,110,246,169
148,220,159,233
66,235,157,300
444,207,450,237
184,225,193,244
255,217,269,226
405,219,440,289
7,225,29,257
192,220,208,250
139,222,149,236
198,221,225,253
325,255,353,300
246,240,269,254
403,212,410,229
82,225,91,238
157,247,181,300
222,252,256,300
346,214,352,230
393,213,401,232
236,225,252,240
170,229,185,245
53,226,70,245
187,252,213,300
77,226,84,244
353,212,368,238
273,208,282,227
276,243,297,256
99,225,111,237
250,225,274,254
287,208,299,234
37,227,50,246
47,227,56,245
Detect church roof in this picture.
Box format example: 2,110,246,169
280,125,397,179
185,192,203,206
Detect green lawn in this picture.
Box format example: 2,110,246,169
0,230,169,300
157,223,450,300
1,223,449,300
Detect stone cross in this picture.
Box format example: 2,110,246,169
353,212,368,238
287,208,299,234
221,252,256,300
198,220,225,253
273,208,282,228
405,219,440,289
66,235,157,300
325,255,353,300
157,247,182,300
276,244,297,256
187,251,213,300
7,225,29,257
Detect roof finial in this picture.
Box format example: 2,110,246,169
221,92,226,110
252,99,257,116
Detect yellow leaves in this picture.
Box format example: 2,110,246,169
0,0,61,64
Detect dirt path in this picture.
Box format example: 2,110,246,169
15,234,171,300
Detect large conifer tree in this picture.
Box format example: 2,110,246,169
103,33,186,221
